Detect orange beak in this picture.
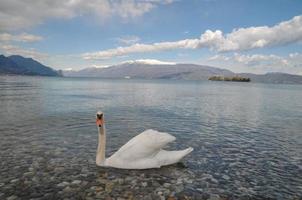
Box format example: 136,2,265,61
96,118,104,127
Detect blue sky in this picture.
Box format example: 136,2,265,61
0,0,302,74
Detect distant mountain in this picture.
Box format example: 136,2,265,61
238,72,302,84
63,60,302,84
64,61,234,80
0,55,61,76
0,55,22,74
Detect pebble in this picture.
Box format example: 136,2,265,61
142,182,148,187
130,179,137,185
163,189,171,196
125,176,132,182
63,186,72,193
152,180,161,187
208,194,221,200
23,172,34,177
96,178,107,184
184,178,193,184
95,186,103,192
10,179,18,183
176,178,183,185
174,184,184,193
7,195,18,200
71,180,81,185
32,176,39,182
80,173,88,177
163,183,171,188
116,178,124,184
57,182,69,187
96,194,106,199
105,182,114,193
222,175,230,180
210,177,218,184
238,187,249,193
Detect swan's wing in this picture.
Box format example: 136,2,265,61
107,129,175,162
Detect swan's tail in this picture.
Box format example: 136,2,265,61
156,147,193,167
178,147,194,160
184,147,194,154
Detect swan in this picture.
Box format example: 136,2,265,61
95,111,193,169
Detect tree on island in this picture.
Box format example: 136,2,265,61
209,76,250,82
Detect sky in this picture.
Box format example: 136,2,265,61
0,0,302,74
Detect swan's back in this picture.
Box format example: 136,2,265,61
105,129,178,168
111,129,175,160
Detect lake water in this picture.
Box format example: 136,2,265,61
0,75,301,200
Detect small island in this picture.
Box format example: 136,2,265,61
209,76,251,82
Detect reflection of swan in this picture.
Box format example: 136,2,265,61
96,111,193,169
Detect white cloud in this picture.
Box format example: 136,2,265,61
82,15,302,59
116,35,141,45
111,0,155,19
0,33,43,42
207,54,230,61
225,53,289,66
0,0,174,31
0,44,47,60
289,52,300,58
82,38,200,59
213,15,302,52
207,53,302,75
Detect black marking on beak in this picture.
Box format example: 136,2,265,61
96,113,103,119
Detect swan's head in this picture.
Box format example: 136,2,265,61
96,111,104,127
96,111,104,120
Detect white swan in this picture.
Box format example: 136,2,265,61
95,111,193,169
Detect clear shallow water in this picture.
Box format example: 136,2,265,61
0,75,301,200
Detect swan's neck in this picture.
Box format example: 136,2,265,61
96,125,106,166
